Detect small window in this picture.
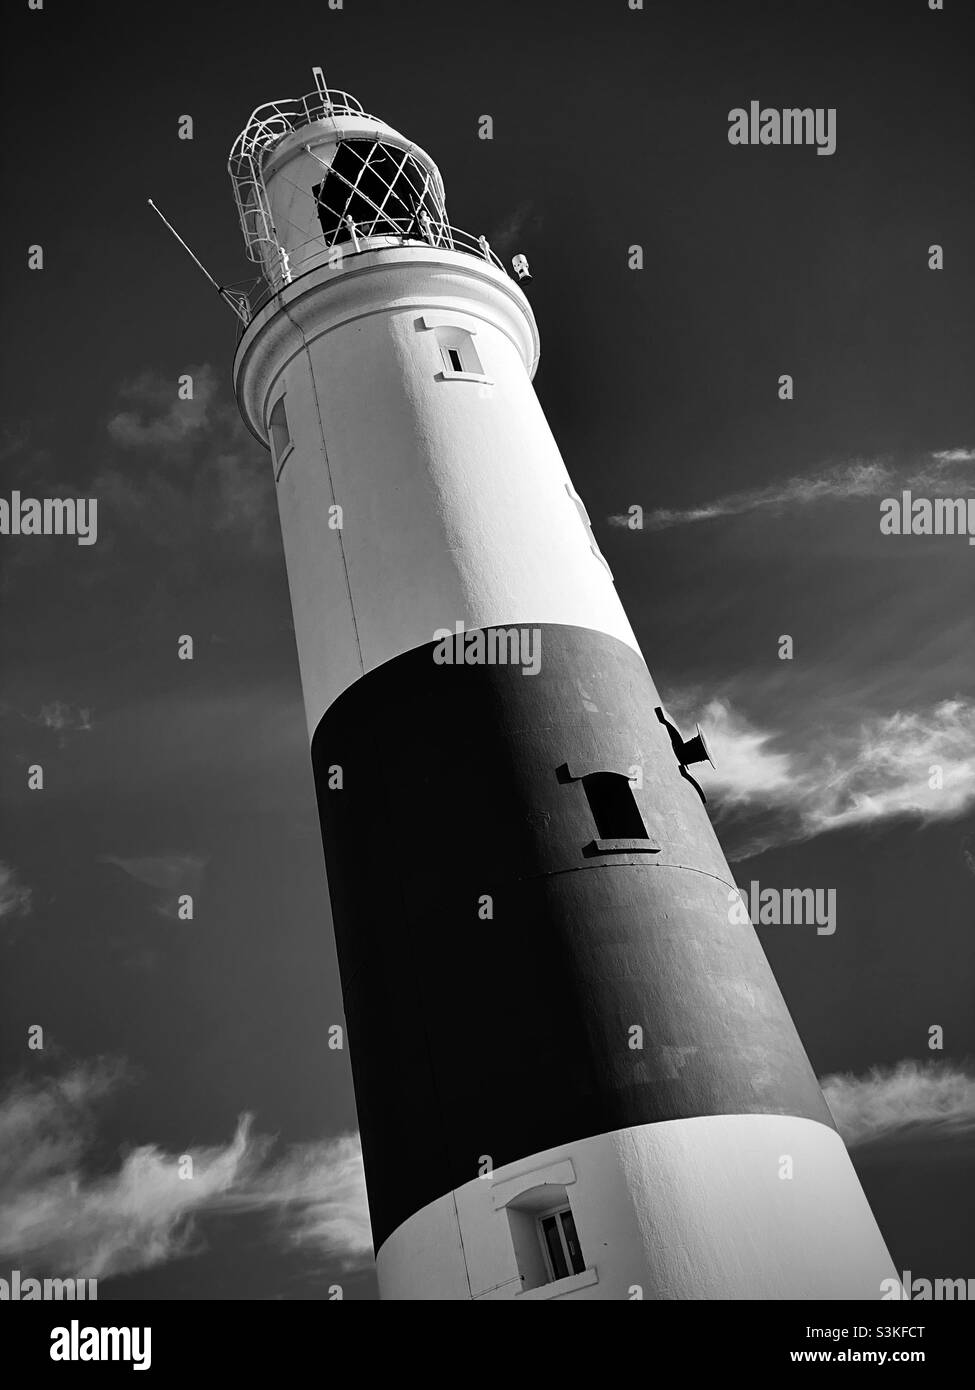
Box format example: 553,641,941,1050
418,315,493,383
499,1170,597,1296
582,771,648,841
269,396,291,467
435,326,486,379
556,762,660,856
538,1207,586,1282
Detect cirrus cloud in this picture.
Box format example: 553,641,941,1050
609,450,975,532
0,861,32,922
671,694,975,858
822,1059,975,1151
0,1059,372,1282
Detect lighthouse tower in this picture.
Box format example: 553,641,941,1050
229,71,896,1300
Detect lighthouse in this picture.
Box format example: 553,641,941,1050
229,71,897,1300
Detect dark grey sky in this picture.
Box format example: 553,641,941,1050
1,0,973,1299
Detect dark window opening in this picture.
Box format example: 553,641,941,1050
432,324,485,380
312,140,442,245
581,771,648,841
269,397,291,464
539,1209,586,1282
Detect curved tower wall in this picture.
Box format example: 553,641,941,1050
231,83,897,1301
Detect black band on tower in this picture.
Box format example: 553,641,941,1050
311,624,833,1251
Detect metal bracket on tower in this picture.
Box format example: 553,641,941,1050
655,706,714,805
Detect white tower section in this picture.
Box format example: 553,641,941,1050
230,73,897,1301
231,77,636,737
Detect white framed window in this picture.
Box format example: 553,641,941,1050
436,327,486,380
417,313,493,384
493,1166,596,1296
537,1205,587,1283
268,395,293,473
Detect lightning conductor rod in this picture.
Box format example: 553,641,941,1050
147,198,249,323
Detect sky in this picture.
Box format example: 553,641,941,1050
0,0,973,1300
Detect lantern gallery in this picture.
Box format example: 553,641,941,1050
728,103,837,156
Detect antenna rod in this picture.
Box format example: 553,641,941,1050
147,198,249,322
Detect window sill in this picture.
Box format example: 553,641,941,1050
584,838,660,856
434,370,494,385
515,1268,599,1301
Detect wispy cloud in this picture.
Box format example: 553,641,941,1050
962,835,975,879
38,702,93,733
489,201,540,256
0,423,31,462
0,1061,263,1279
675,695,975,857
220,1134,371,1265
930,448,975,464
609,450,975,532
31,702,93,741
0,862,32,921
107,367,219,449
98,853,208,919
0,1060,372,1281
822,1059,975,1150
683,699,794,802
99,852,206,894
94,365,277,558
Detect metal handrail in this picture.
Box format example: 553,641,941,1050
229,89,372,165
227,82,514,334
228,87,402,274
235,221,509,332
